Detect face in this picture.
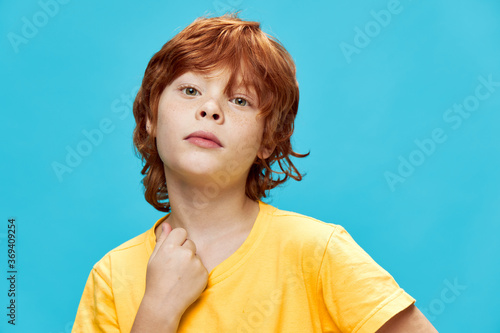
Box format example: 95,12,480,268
149,69,273,188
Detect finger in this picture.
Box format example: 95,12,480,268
164,227,188,247
181,238,197,254
151,223,172,259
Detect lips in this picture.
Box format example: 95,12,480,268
185,130,223,147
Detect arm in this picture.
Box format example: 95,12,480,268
130,293,181,333
130,223,208,333
376,305,438,333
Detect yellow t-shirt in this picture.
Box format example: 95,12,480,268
72,200,415,332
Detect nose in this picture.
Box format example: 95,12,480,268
197,99,224,123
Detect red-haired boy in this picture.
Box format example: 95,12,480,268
73,14,437,333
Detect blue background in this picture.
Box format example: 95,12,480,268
2,0,499,331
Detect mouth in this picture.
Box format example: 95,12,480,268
184,130,223,148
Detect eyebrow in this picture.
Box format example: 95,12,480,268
176,72,258,100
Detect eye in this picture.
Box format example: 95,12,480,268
182,87,199,96
232,97,249,107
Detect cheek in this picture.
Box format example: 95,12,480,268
155,108,180,156
229,115,265,161
157,100,185,134
234,114,264,137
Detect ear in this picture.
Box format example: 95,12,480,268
146,117,152,136
257,143,276,160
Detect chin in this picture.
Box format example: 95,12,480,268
168,158,224,177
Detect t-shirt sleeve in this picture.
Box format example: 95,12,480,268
316,225,415,333
72,255,121,333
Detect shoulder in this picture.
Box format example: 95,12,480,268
91,228,152,275
260,202,356,266
261,202,373,265
262,202,344,243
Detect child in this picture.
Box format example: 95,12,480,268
73,13,437,332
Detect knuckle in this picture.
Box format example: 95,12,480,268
174,227,188,239
201,267,209,279
186,239,197,251
165,243,175,251
179,247,194,259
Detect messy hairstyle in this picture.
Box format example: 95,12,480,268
133,13,309,212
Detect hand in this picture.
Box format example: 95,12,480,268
144,223,209,317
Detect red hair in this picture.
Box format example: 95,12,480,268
133,13,309,212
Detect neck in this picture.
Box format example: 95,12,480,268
160,168,260,243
